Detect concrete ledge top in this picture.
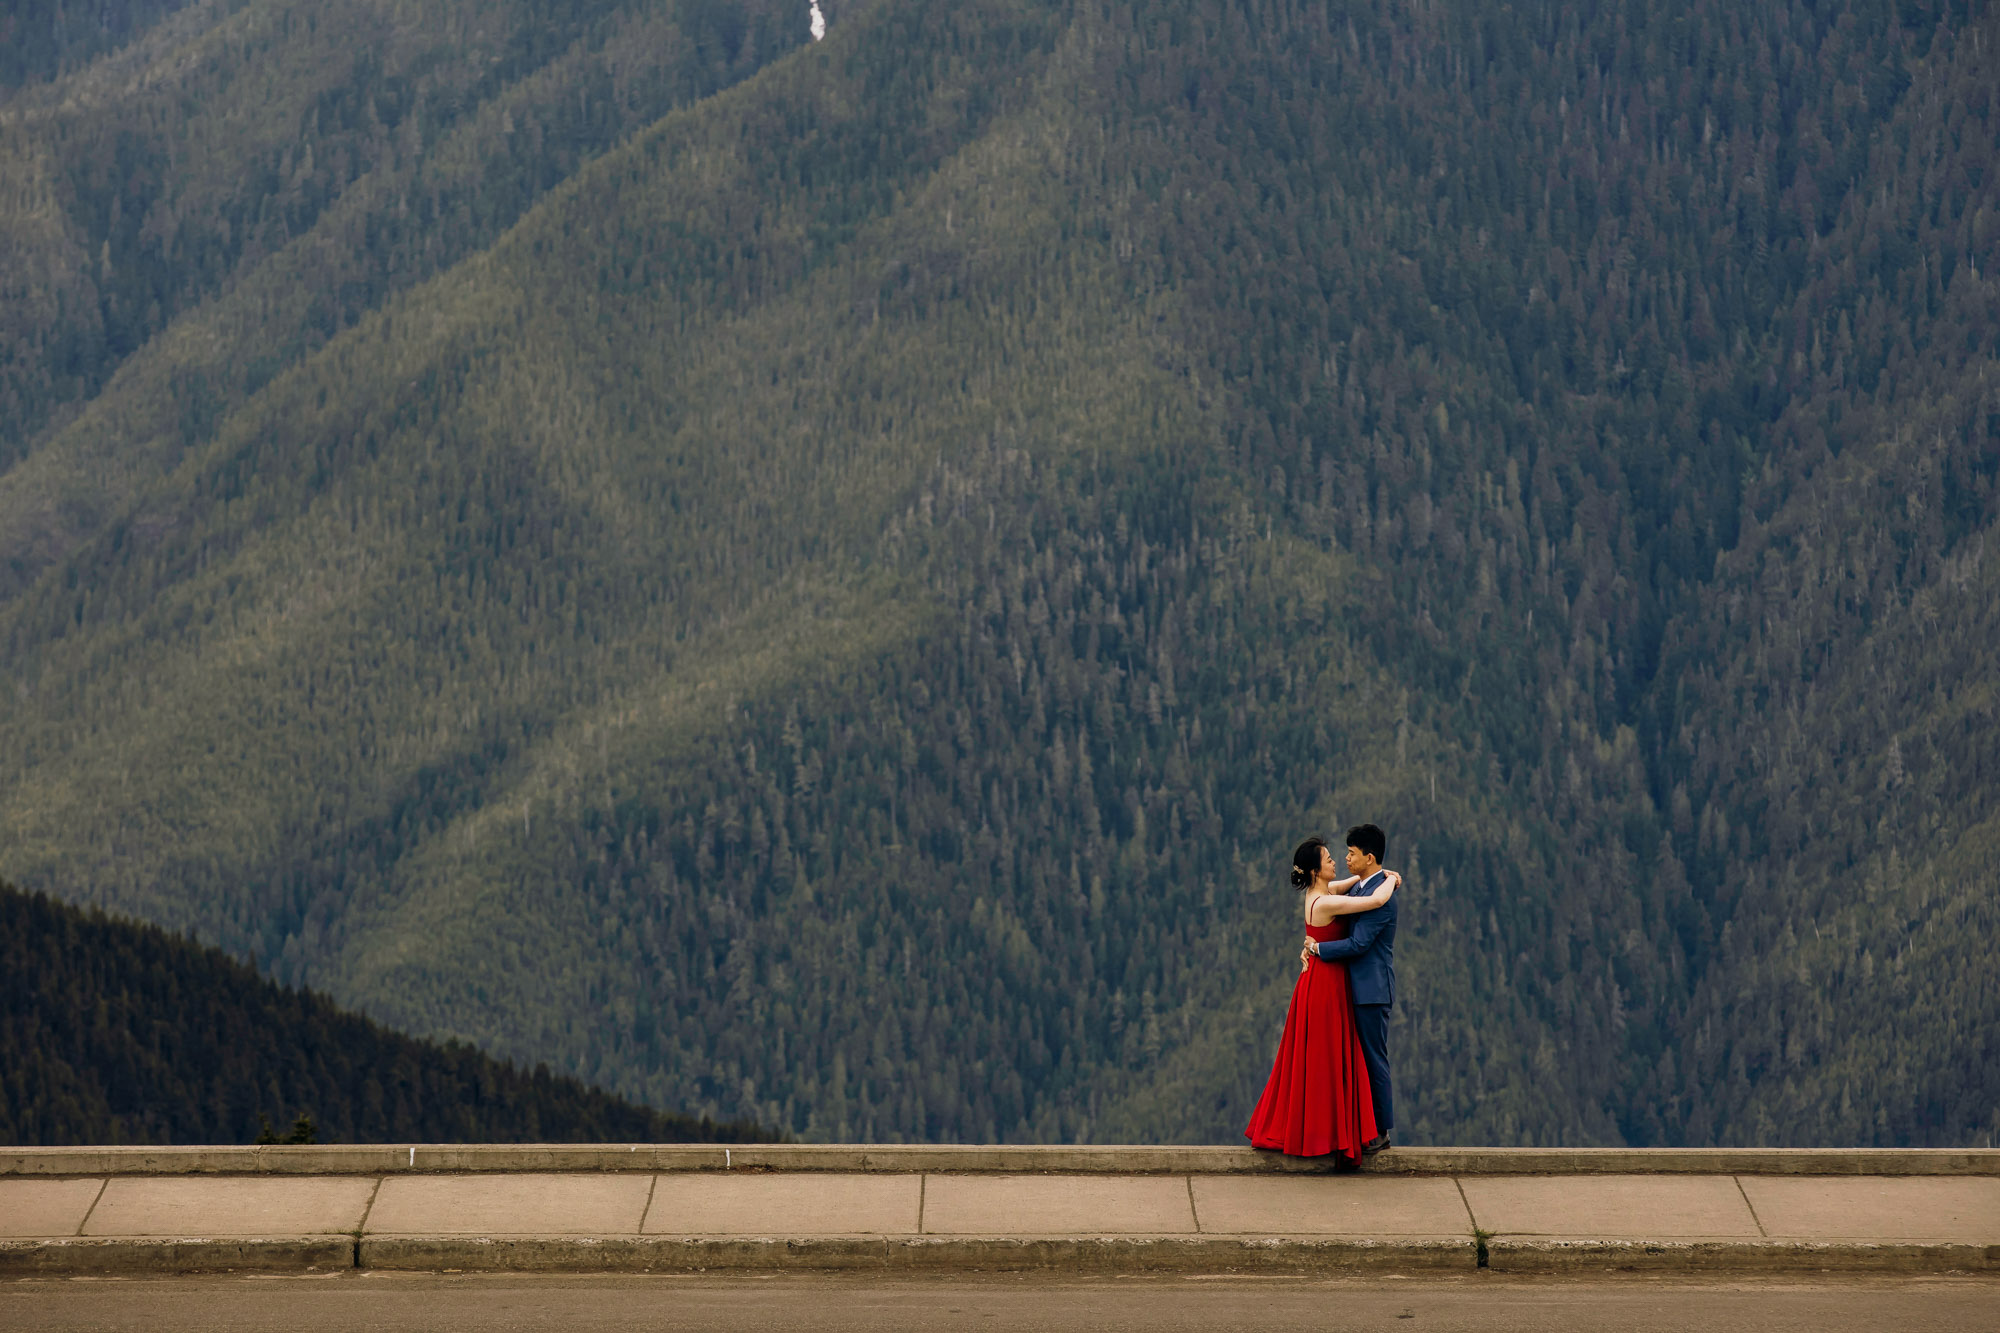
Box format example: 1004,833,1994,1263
4,1144,1997,1177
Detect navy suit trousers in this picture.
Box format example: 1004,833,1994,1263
1353,1002,1393,1134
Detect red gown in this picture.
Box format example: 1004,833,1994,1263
1243,915,1378,1160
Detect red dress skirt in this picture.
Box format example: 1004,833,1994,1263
1243,916,1378,1160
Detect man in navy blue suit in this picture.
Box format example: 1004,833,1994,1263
1302,823,1397,1154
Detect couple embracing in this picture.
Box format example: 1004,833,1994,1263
1244,823,1399,1163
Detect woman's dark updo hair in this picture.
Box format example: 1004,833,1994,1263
1291,836,1330,891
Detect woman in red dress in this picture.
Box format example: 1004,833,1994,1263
1244,836,1400,1160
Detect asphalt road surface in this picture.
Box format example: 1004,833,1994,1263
4,1273,1998,1332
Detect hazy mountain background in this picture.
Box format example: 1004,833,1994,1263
2,0,1993,1148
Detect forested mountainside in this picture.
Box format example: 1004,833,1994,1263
1,0,1993,1148
0,0,801,511
0,0,199,89
1,878,772,1145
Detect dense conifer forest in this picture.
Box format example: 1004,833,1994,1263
0,0,198,88
0,878,772,1144
1,0,1994,1148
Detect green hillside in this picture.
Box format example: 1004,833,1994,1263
1,0,1994,1147
0,0,200,88
0,0,801,565
1,877,772,1145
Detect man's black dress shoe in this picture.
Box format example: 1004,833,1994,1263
1361,1134,1392,1156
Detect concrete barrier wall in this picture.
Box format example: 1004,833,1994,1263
5,1144,1998,1177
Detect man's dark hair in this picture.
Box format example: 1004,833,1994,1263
1346,823,1386,862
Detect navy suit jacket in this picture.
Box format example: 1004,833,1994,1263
1313,870,1397,1007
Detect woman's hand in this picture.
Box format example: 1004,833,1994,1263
1321,870,1401,915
